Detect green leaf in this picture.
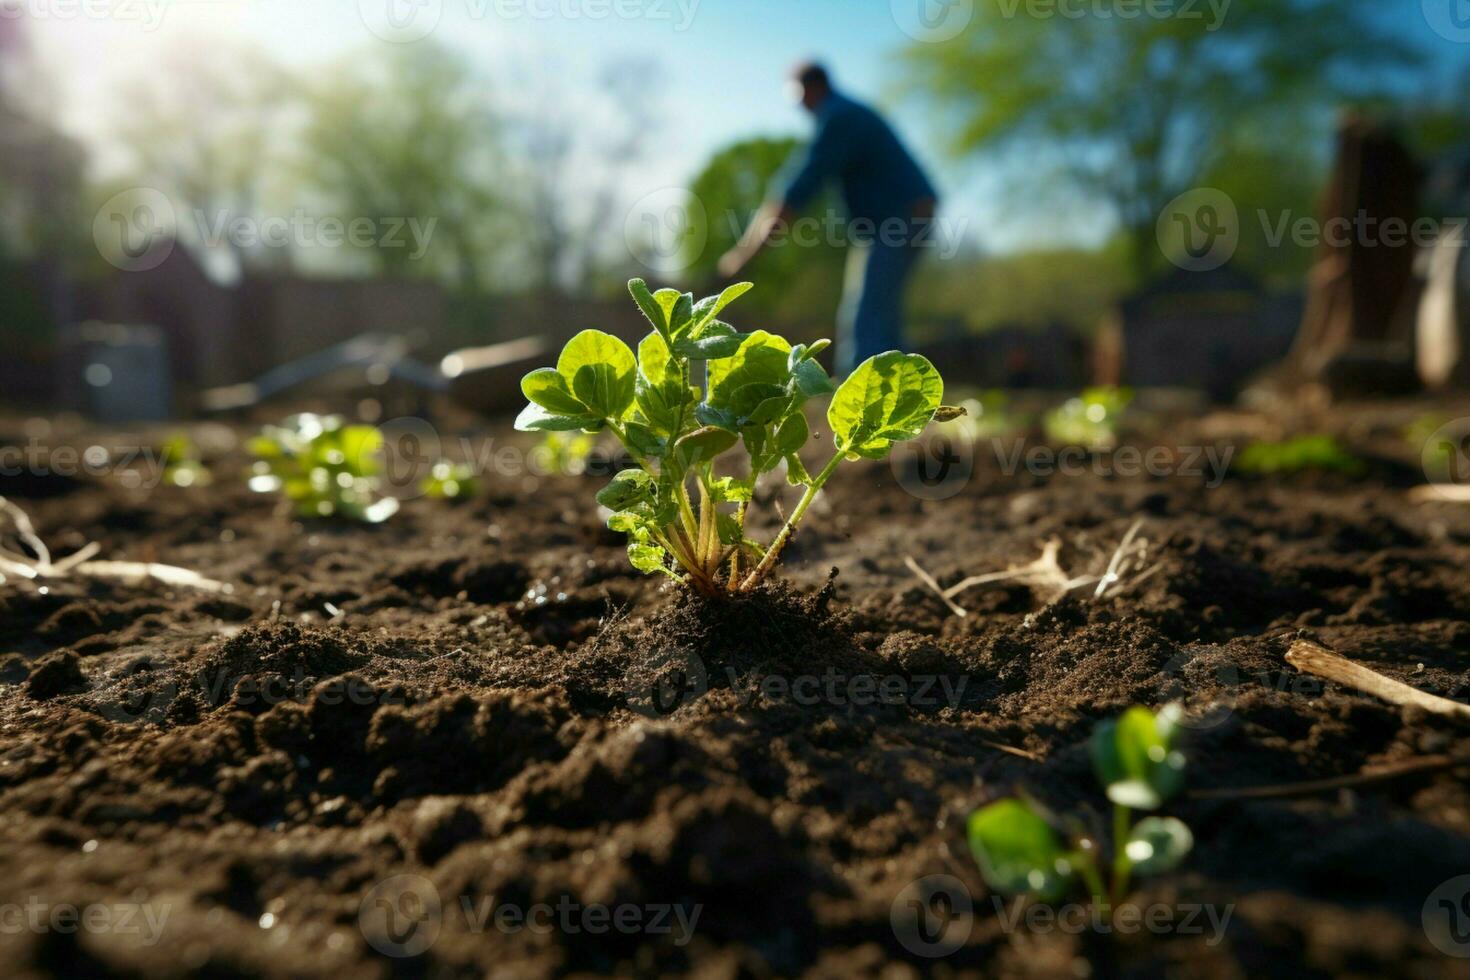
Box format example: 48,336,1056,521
790,358,836,398
607,509,652,534
690,281,753,332
673,322,750,360
653,289,694,339
597,469,656,511
557,329,637,421
1091,704,1186,811
784,453,811,486
706,330,792,409
967,799,1074,901
522,367,589,416
1125,816,1193,876
707,475,753,503
774,412,809,455
622,421,666,457
628,538,669,576
637,332,675,386
827,351,943,460
634,373,692,437
675,425,739,464
628,279,667,340
514,403,601,432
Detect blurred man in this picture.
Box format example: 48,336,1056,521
718,62,938,373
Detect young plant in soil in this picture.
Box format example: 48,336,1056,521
515,278,955,595
968,705,1193,915
248,413,400,522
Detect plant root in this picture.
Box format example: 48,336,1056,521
0,496,232,593
906,518,1154,617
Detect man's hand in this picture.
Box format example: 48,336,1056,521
717,246,751,279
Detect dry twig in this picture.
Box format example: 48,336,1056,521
1286,639,1470,725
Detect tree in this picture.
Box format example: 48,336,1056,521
298,42,507,293
682,136,846,320
110,41,293,273
901,0,1418,279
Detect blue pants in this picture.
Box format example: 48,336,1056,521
836,237,921,375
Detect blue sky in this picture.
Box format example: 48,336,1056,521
28,0,1470,253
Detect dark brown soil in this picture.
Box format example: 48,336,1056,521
4,403,1470,978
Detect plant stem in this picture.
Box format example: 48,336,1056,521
1110,804,1133,908
738,451,844,591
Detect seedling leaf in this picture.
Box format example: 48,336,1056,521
1091,704,1185,810
557,329,637,421
967,799,1075,901
828,352,943,459
1124,816,1193,876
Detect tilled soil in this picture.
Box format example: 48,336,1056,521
3,409,1470,978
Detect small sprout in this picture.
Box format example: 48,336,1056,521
968,705,1193,917
1234,435,1362,476
248,413,399,523
1043,385,1132,451
514,279,959,595
421,460,479,500
536,431,597,476
160,433,212,488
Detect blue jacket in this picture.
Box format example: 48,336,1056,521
775,91,938,224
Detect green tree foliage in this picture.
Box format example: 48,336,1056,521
902,0,1417,279
683,137,845,320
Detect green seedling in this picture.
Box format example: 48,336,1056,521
160,433,212,488
421,460,479,500
248,413,400,523
536,431,597,476
1043,386,1132,451
968,705,1193,915
515,278,954,595
1235,435,1362,476
952,391,1023,441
